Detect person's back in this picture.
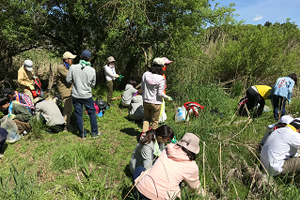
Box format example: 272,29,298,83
135,143,200,199
128,95,144,120
261,125,300,176
67,62,96,99
35,100,65,126
122,83,138,106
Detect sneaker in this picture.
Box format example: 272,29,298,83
91,132,103,138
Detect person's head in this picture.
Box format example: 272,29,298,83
140,125,174,145
0,96,10,111
289,118,300,132
278,115,294,127
23,60,33,72
150,58,165,75
81,50,92,62
107,56,115,67
162,57,172,71
176,133,200,161
288,73,298,86
63,51,77,65
128,79,137,87
2,88,15,101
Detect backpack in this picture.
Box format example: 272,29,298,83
184,102,204,116
30,77,44,98
94,98,108,116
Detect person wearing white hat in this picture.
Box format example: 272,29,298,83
58,51,77,131
261,118,300,176
104,56,119,105
141,58,173,133
260,115,294,146
133,133,205,199
18,60,35,102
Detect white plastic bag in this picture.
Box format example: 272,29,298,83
175,106,189,122
0,116,20,143
159,100,167,123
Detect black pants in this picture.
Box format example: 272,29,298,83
246,87,265,117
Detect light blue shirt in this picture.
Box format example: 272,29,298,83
272,76,294,103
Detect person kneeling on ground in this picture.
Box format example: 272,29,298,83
2,88,34,115
129,125,174,174
260,115,294,146
35,98,65,133
0,96,32,135
128,94,144,121
133,133,205,199
121,79,138,107
261,118,300,176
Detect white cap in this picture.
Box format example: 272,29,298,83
153,58,165,66
23,60,33,71
63,51,76,59
279,115,294,124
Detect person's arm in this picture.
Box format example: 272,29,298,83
141,143,154,169
184,166,204,196
157,79,169,99
91,69,96,87
287,79,295,103
66,67,73,84
104,65,119,78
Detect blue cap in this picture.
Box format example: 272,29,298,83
81,50,92,59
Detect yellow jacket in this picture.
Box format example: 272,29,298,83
255,85,271,100
18,66,34,91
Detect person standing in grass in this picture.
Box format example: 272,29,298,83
271,73,298,121
261,118,300,176
133,133,205,200
104,56,119,105
129,125,174,173
66,50,102,138
141,58,172,133
18,60,36,102
58,51,76,132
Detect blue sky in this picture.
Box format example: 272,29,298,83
216,0,300,26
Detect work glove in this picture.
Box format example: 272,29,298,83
8,114,16,119
171,136,177,143
28,84,35,90
117,75,124,82
167,96,173,101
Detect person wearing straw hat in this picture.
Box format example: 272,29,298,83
133,133,205,199
18,60,36,102
104,56,119,105
260,118,300,176
58,51,76,131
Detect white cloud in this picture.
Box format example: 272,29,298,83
253,15,263,21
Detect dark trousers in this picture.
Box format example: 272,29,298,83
246,87,265,117
133,166,151,200
272,95,287,121
72,97,98,137
0,128,8,153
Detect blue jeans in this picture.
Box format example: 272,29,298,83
133,167,151,200
273,95,287,121
72,97,98,136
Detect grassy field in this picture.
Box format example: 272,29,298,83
1,84,300,199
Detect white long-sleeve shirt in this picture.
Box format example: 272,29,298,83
104,64,118,81
260,125,300,176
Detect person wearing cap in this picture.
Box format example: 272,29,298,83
260,118,300,176
58,51,77,131
260,115,293,146
2,88,34,115
104,56,119,105
141,58,173,133
66,50,102,138
133,133,205,199
18,60,36,102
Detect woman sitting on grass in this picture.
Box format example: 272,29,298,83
129,125,174,174
133,133,205,200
